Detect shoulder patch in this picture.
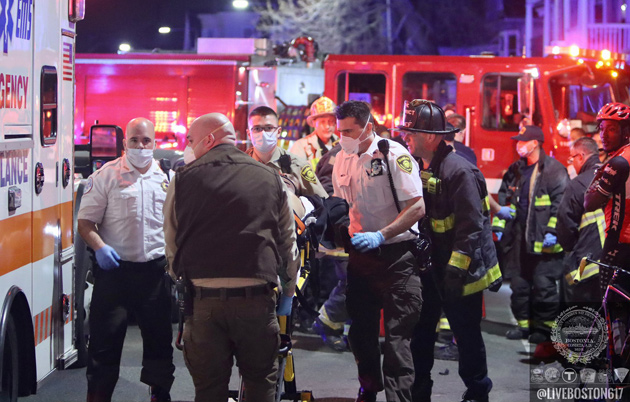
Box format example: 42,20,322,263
396,155,413,174
84,177,93,194
300,165,317,183
161,179,169,192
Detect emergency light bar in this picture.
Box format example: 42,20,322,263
545,45,627,63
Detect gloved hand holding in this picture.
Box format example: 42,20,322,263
351,231,385,252
543,233,557,248
95,245,121,270
495,206,515,221
494,231,503,242
443,265,467,301
277,294,293,316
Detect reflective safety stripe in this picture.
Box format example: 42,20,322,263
492,216,506,229
438,317,451,331
534,194,551,206
482,196,490,213
431,214,455,233
533,241,563,253
448,251,471,270
547,216,557,229
462,264,502,295
509,204,516,217
517,319,530,329
565,263,599,285
318,305,345,330
542,321,556,329
579,209,606,247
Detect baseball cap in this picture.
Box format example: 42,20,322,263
510,125,545,143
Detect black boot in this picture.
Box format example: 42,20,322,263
412,378,433,402
356,387,377,402
150,386,171,402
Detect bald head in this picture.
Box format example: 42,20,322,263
187,113,236,158
124,117,155,151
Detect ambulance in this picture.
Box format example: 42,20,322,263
323,49,630,192
0,0,88,399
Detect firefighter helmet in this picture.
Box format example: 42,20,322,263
307,96,336,127
596,102,630,122
397,99,459,135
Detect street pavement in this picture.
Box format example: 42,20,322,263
21,282,535,402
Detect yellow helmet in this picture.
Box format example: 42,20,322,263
307,96,336,127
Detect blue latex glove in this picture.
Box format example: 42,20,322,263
277,294,293,316
95,245,121,270
494,232,503,242
495,206,515,221
351,231,385,252
543,233,557,248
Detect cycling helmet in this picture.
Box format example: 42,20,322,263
596,102,630,122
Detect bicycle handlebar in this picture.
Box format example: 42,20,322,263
578,256,630,283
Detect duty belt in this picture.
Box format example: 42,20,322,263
194,283,272,300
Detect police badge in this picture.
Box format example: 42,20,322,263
367,158,384,177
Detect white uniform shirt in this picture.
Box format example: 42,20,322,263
333,135,423,244
78,156,169,262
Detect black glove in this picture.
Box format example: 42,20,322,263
442,265,467,301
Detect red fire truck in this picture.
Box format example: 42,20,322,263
75,47,630,193
323,48,630,192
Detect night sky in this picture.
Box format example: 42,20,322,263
76,0,234,53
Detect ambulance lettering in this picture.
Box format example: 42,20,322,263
15,0,31,40
0,73,28,109
0,149,29,188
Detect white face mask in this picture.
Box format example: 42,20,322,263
251,129,278,154
126,148,154,168
183,145,196,164
516,141,536,158
340,119,371,154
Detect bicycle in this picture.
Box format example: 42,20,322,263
575,256,630,400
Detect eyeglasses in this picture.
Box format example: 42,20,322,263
250,126,279,133
567,152,583,164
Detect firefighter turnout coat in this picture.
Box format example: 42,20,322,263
492,151,568,277
423,142,502,296
557,154,605,285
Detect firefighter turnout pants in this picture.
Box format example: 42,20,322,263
410,272,492,402
510,234,563,333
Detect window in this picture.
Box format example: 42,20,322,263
336,72,387,122
481,74,528,131
41,67,58,146
548,68,618,133
402,72,456,109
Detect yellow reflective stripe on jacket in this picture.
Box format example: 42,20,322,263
579,209,606,247
448,251,471,270
431,214,455,233
492,216,506,229
534,194,551,206
482,196,490,213
533,241,563,253
462,264,502,296
509,204,516,217
547,216,557,229
517,319,529,329
565,263,599,285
